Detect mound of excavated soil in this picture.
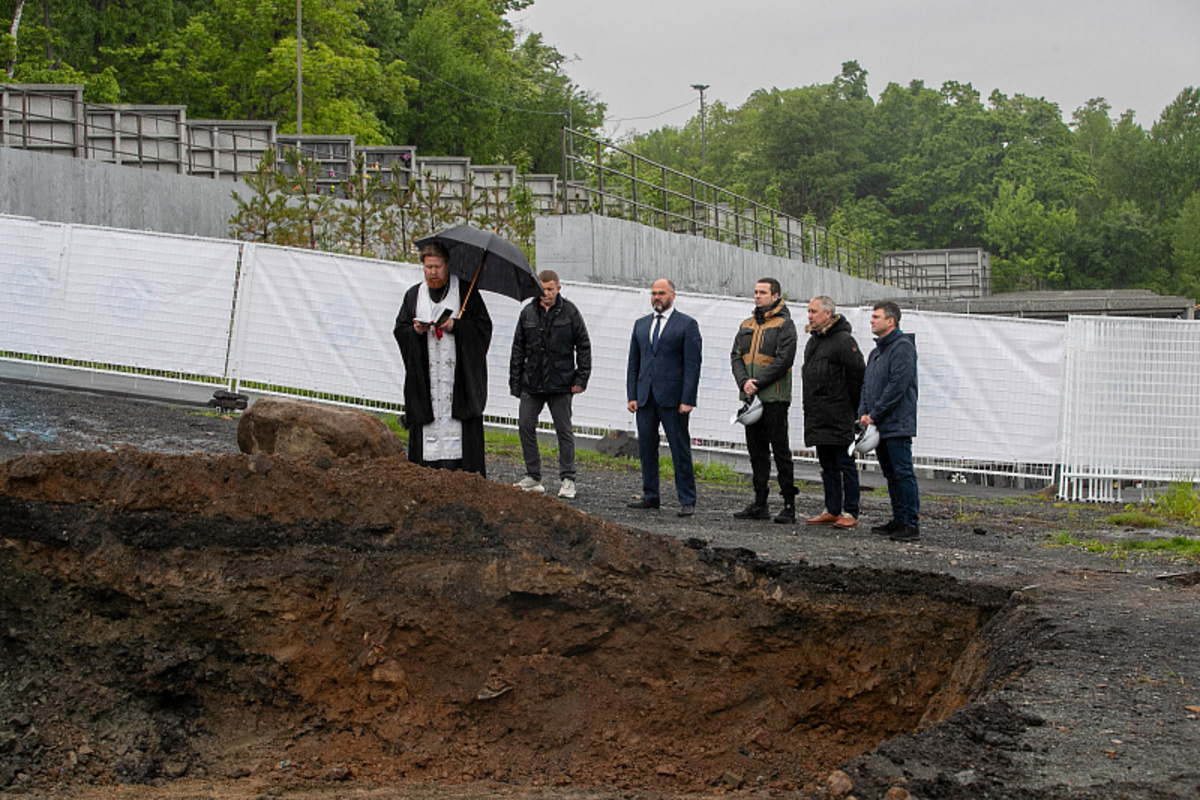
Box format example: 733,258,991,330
1,450,1011,797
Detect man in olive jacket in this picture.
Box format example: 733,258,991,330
802,295,866,528
730,278,799,523
509,270,592,498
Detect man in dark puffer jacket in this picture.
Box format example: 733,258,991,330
730,278,799,523
509,270,591,498
802,295,865,529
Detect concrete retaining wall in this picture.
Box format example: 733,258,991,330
0,146,237,239
536,214,918,303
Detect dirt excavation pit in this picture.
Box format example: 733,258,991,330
0,450,1012,796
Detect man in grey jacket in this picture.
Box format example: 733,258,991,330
858,300,920,542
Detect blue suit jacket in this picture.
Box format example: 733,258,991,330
627,310,703,408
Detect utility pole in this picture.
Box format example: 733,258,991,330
296,0,303,135
691,84,709,169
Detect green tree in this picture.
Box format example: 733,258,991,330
1167,191,1200,300
389,0,518,157
983,181,1075,291
1064,200,1166,290
140,0,412,140
828,195,900,254
1071,100,1154,213
990,92,1094,210
499,30,603,174
230,148,293,242
1149,88,1200,218
881,81,997,248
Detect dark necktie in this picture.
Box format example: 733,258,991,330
651,314,663,350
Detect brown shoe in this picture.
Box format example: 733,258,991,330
834,514,859,529
806,511,840,525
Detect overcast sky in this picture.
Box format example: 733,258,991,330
508,0,1200,140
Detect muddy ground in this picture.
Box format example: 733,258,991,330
0,381,1198,800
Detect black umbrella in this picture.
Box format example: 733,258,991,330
413,225,541,314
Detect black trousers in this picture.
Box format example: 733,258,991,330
744,401,796,501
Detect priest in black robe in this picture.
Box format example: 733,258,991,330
394,242,493,475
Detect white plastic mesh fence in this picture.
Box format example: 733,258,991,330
1059,316,1200,502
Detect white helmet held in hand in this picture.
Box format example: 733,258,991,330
849,422,880,455
731,395,764,426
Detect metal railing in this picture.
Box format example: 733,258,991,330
561,127,924,290
0,85,558,205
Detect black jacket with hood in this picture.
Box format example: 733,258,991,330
802,314,865,446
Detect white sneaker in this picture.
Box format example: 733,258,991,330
558,478,577,499
513,476,545,493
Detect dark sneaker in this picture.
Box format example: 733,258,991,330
733,503,771,520
890,525,921,542
773,504,796,524
871,519,901,535
627,498,660,509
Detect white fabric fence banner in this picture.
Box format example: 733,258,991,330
1,216,70,355
0,216,239,377
1,215,1069,469
482,288,1066,465
230,245,416,403
855,310,1066,464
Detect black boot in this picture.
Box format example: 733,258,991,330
890,524,921,542
871,519,901,536
734,494,771,520
773,499,796,524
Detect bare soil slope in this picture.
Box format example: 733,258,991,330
1,449,1011,798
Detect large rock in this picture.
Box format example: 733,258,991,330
595,430,639,459
237,397,404,460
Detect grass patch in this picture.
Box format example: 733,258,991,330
381,419,744,485
576,448,638,472
1153,480,1200,527
1047,531,1109,553
482,429,523,458
187,407,231,419
1047,531,1200,561
1119,537,1200,558
1106,511,1166,529
660,458,748,486
382,414,407,443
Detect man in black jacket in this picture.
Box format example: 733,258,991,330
509,270,592,498
802,295,866,529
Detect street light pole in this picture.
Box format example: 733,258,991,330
296,0,303,135
691,84,709,169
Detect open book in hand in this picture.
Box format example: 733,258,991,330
430,307,453,326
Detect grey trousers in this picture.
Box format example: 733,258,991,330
518,391,576,481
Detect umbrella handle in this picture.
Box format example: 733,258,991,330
457,250,486,319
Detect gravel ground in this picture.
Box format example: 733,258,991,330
2,379,1199,799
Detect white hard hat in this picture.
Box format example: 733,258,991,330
849,423,880,455
731,395,764,426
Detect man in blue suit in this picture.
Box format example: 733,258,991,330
626,278,704,517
